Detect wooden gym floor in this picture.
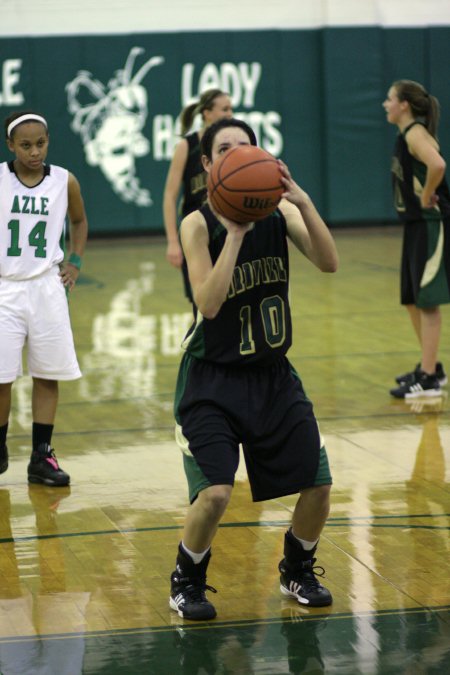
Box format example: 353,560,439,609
0,226,449,674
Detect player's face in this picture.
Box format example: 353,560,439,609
7,122,49,172
207,127,252,168
383,87,405,125
204,95,233,126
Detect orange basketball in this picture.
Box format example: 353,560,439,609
207,145,284,224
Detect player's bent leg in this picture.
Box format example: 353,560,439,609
291,484,331,542
279,528,332,607
169,543,217,621
169,485,232,621
279,484,332,607
183,484,232,551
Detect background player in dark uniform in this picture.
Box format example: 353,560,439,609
162,89,233,300
169,118,339,621
383,80,450,399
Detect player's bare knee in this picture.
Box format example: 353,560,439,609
304,483,331,508
315,483,331,503
199,484,232,517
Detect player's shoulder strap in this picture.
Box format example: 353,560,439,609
185,131,201,154
199,202,216,228
199,203,227,242
402,120,426,138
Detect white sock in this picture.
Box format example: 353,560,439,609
292,532,318,551
181,541,210,564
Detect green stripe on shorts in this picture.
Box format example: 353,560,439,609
314,445,332,486
418,219,450,308
183,453,212,503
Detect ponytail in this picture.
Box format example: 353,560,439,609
393,79,440,139
179,88,228,136
180,102,199,136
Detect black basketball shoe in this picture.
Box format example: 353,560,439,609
279,529,332,607
169,544,217,621
390,370,442,399
0,444,8,474
27,443,70,487
396,362,447,387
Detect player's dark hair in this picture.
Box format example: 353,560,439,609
4,110,48,139
393,80,440,139
201,118,257,160
180,89,228,136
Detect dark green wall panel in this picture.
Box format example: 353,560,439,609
0,27,449,233
429,27,450,161
323,27,387,223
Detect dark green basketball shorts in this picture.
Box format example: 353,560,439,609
174,353,332,503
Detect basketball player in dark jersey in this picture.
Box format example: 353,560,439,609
383,80,450,399
169,118,339,621
162,89,233,301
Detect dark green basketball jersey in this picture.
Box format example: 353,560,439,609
182,204,292,365
180,132,207,218
392,121,450,223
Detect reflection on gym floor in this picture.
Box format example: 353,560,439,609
1,229,449,674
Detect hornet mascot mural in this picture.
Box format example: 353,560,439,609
66,47,164,206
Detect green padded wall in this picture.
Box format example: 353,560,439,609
1,27,449,233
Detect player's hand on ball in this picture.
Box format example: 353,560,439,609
210,205,254,236
278,160,309,205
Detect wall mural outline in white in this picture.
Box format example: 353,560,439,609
66,47,164,206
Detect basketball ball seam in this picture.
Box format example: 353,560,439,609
210,164,282,197
218,157,281,186
209,189,281,222
207,145,283,223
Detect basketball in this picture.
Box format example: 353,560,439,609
207,145,284,224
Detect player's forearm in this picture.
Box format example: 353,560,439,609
163,199,179,243
69,219,88,257
422,160,446,205
295,197,338,273
194,233,243,318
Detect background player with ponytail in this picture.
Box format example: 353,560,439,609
162,89,233,300
383,80,450,399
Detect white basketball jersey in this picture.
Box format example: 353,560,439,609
0,162,68,280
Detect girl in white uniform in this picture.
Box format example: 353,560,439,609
0,111,88,486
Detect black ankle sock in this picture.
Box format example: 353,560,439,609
0,423,8,448
32,423,54,452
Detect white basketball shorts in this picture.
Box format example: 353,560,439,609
0,266,82,383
